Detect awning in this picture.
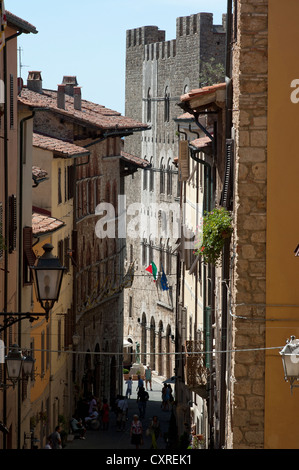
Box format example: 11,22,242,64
163,376,177,384
123,340,133,348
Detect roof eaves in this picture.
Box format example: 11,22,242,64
6,11,38,34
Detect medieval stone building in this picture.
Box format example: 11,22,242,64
123,13,226,384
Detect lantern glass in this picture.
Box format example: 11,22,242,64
23,355,35,377
34,267,64,302
6,344,23,382
280,337,299,379
31,243,66,315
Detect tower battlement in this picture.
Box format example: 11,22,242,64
126,26,165,48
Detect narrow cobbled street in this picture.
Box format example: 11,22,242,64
65,375,174,451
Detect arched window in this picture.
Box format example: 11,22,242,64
147,88,152,122
142,237,147,266
164,86,170,122
105,182,110,203
167,158,172,195
149,157,154,191
143,157,148,190
160,158,165,194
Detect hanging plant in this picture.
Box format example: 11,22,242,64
194,207,233,266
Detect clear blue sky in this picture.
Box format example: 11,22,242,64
7,0,227,115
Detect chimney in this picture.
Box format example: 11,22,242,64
27,71,43,93
73,86,82,111
62,75,78,96
57,84,66,109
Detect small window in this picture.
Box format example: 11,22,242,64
58,167,62,204
164,87,170,122
129,296,133,318
149,157,154,191
160,158,165,194
147,88,152,122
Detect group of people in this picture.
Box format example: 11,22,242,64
130,414,162,449
45,366,169,449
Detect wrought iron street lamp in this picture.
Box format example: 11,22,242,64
2,344,35,388
0,243,66,334
31,243,66,319
280,336,299,393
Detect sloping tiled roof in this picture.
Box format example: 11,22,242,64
6,11,37,34
189,136,212,150
32,166,48,181
121,151,151,169
32,211,65,236
19,87,149,133
180,83,226,103
33,132,90,158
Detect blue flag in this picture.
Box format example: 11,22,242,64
160,267,169,291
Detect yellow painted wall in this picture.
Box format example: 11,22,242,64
266,0,299,449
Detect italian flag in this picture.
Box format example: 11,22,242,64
146,261,158,281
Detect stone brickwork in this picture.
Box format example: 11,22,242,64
230,0,268,449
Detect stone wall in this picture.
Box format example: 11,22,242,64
230,0,268,449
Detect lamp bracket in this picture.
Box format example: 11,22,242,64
0,312,48,333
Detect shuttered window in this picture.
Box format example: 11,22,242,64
0,202,3,259
64,236,70,271
67,164,75,199
10,74,14,129
8,195,17,253
23,226,36,285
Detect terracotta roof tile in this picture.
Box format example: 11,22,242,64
121,151,151,169
32,211,65,236
32,165,48,180
33,132,90,157
189,136,212,149
180,83,226,103
19,88,149,132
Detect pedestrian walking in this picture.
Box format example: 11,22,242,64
101,398,110,430
137,386,149,419
116,395,128,431
130,414,143,449
125,376,133,399
161,384,170,411
50,425,62,449
147,415,162,449
136,374,144,391
145,366,152,391
88,394,97,415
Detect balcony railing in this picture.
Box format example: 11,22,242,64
185,340,208,391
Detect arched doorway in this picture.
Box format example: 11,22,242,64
150,317,156,371
141,312,147,364
166,325,171,378
110,356,117,407
83,350,93,397
94,343,101,398
158,320,163,376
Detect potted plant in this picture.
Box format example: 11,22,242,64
123,368,130,380
194,207,233,266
